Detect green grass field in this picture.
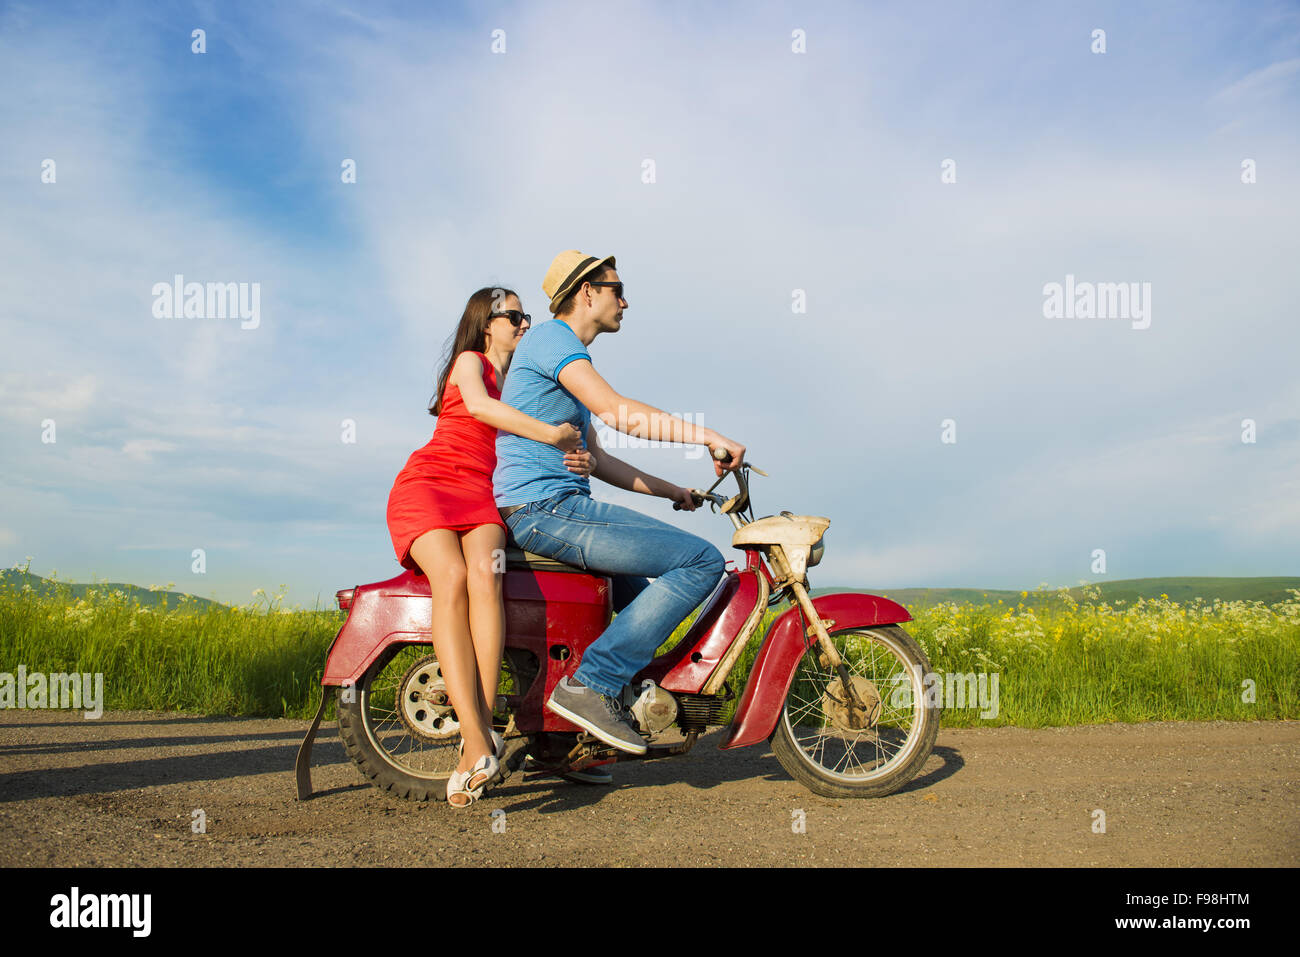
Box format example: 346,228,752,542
812,576,1300,609
1,571,1296,727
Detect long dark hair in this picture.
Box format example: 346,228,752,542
429,286,517,416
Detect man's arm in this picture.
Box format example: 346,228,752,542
586,423,698,510
560,359,745,475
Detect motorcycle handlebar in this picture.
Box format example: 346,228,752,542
673,489,712,511
673,445,752,511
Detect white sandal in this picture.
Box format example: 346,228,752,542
449,734,502,806
446,767,477,807
464,752,499,797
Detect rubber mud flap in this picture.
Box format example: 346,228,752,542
295,686,333,800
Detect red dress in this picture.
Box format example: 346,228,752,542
386,352,506,570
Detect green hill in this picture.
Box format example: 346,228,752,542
810,577,1300,609
6,569,1297,614
0,569,224,611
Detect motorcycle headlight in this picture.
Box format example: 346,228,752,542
807,535,824,568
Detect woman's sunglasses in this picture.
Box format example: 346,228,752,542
490,310,531,327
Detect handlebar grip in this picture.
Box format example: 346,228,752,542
673,489,707,511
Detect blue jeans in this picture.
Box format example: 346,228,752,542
505,490,726,700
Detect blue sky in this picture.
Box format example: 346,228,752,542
2,0,1298,606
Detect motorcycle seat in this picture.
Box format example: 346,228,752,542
504,546,590,575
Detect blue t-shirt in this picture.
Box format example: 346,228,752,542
494,318,593,506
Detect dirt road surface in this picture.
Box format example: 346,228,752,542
1,711,1296,867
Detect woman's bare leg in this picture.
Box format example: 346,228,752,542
408,530,492,802
461,524,507,737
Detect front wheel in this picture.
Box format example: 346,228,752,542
770,625,940,798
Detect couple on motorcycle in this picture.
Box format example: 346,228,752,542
386,250,746,807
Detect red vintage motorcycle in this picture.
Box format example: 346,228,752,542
295,456,939,801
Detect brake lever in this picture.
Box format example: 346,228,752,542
676,448,762,512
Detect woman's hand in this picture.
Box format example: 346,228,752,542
564,448,595,477
551,422,584,453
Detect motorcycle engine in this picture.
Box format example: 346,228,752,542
623,679,678,734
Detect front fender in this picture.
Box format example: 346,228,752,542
719,592,913,750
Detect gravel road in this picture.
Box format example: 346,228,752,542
1,711,1296,867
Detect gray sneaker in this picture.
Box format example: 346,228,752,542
547,676,647,755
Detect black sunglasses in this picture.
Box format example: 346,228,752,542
490,310,531,327
587,281,625,300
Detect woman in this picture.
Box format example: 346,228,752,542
386,286,590,807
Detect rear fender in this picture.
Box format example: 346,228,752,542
719,592,913,750
322,571,433,687
321,567,612,689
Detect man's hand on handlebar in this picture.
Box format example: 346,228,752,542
706,437,746,477
669,485,702,511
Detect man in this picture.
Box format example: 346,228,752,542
494,250,747,755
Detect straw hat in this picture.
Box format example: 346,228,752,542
542,250,616,314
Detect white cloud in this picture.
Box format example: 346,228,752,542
0,373,98,420
121,439,179,460
1208,57,1300,105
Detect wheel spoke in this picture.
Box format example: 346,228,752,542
786,692,823,727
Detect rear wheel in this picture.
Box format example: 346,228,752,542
337,643,531,801
770,625,940,798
